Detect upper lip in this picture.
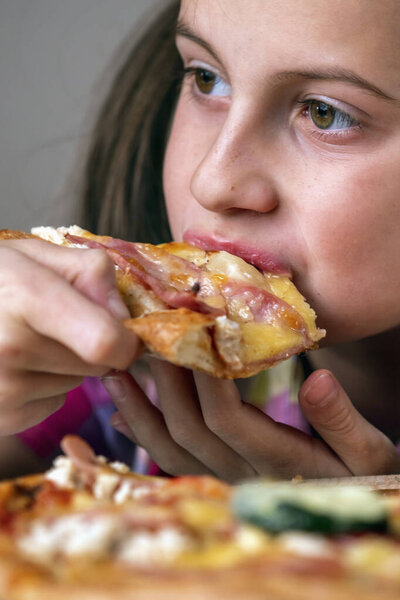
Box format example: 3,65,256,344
183,230,292,276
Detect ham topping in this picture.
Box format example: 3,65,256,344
221,282,307,334
65,233,307,336
66,234,225,316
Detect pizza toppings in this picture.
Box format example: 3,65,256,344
16,509,194,566
9,438,263,571
220,282,307,333
276,531,334,559
65,233,226,316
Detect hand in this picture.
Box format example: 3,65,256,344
104,362,400,482
0,238,141,434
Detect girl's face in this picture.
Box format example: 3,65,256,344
163,0,400,344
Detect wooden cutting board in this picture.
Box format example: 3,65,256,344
296,474,400,490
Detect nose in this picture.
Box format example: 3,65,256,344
190,111,279,214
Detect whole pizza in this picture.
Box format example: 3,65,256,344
1,435,400,600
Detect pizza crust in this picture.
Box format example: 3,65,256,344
124,308,226,376
1,555,400,600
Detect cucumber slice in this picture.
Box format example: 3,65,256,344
232,481,387,534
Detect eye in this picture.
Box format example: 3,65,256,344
184,67,231,97
308,100,357,130
195,69,216,94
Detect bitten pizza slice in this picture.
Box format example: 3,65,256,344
0,226,325,378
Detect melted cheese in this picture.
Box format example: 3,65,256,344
206,251,271,290
31,225,86,246
118,528,191,565
160,241,208,267
93,472,121,500
278,532,334,558
45,456,78,489
240,322,304,364
266,274,324,342
17,514,120,561
18,515,191,567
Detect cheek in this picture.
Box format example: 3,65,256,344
162,101,207,240
311,158,400,270
163,136,187,240
300,155,400,340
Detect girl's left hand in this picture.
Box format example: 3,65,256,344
102,361,400,483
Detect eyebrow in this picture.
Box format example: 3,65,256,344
274,69,399,104
176,20,399,105
175,20,221,64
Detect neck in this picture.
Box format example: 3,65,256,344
309,327,400,441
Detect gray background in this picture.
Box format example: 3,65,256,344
0,0,160,230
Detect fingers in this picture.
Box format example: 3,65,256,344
0,321,109,376
0,371,83,411
0,239,144,438
1,239,129,318
0,394,67,435
194,370,351,478
102,371,214,477
299,370,400,476
0,245,141,371
148,359,256,482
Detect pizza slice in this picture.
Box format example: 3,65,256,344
0,226,325,378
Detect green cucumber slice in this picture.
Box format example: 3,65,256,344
232,481,387,534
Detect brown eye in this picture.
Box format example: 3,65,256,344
194,69,216,94
309,101,335,129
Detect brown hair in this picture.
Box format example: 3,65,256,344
76,0,181,243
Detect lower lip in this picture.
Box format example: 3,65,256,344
184,231,291,276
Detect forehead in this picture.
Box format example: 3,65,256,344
179,0,400,95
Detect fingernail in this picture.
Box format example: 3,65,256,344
102,376,126,399
303,371,337,406
107,290,130,320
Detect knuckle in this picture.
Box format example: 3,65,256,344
0,273,25,308
357,432,397,473
204,409,230,436
167,422,195,449
353,437,375,462
324,404,355,436
154,454,181,476
85,249,114,279
81,321,120,365
259,451,298,478
0,337,24,367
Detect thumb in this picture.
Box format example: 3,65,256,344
299,369,400,476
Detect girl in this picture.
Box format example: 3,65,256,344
0,0,399,482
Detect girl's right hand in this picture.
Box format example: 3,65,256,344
0,237,141,435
